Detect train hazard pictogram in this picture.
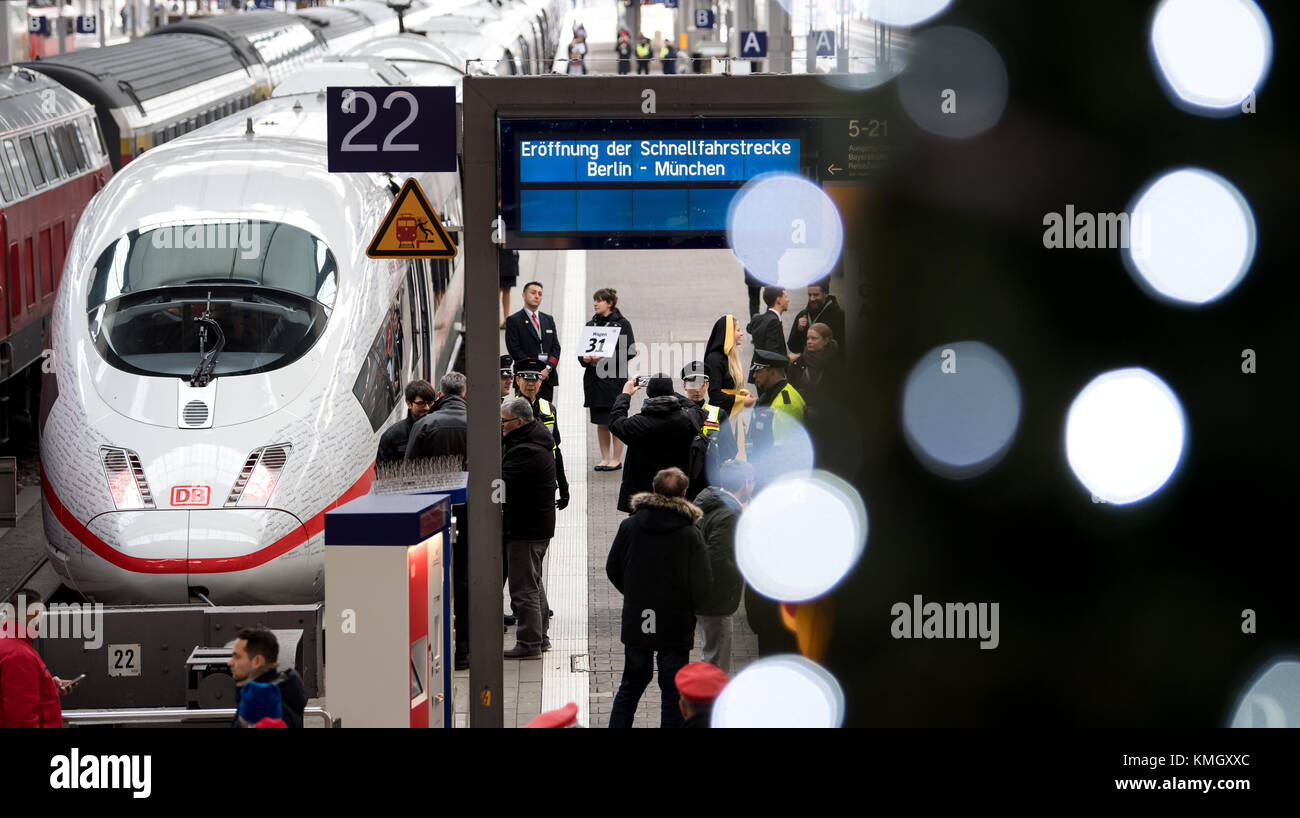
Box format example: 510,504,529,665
367,178,457,259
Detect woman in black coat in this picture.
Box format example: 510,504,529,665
579,287,636,470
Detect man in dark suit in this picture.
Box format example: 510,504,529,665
745,286,792,383
505,281,561,402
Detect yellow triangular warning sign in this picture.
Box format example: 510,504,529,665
367,178,458,259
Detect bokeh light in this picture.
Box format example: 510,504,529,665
727,172,844,290
736,470,867,602
1150,0,1271,114
1124,168,1256,305
901,341,1021,479
711,655,845,728
1065,369,1186,505
1230,659,1300,728
865,0,953,27
897,27,1008,140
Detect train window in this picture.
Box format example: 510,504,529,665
351,304,404,432
85,221,338,380
39,230,52,302
19,137,45,188
40,131,64,179
3,142,27,196
60,125,86,171
0,157,11,202
35,132,59,180
90,116,107,158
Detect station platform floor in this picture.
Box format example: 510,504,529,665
453,246,787,727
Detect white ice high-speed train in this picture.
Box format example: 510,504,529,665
37,73,463,606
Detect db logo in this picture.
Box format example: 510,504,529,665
171,486,210,506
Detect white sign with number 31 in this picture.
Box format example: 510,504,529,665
578,325,621,358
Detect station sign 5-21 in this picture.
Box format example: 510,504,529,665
327,86,456,173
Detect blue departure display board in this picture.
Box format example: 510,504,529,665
500,118,820,249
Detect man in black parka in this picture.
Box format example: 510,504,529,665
605,468,712,728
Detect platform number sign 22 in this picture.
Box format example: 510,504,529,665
108,643,141,677
326,86,456,174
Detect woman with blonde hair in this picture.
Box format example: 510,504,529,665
703,315,755,459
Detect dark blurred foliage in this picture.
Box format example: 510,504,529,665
807,0,1298,726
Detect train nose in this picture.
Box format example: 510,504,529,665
79,509,315,604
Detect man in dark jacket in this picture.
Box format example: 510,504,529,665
505,281,561,402
500,397,557,659
746,286,792,383
405,372,469,463
405,372,472,667
228,627,307,729
513,359,569,510
787,279,846,354
608,374,698,513
376,379,435,464
693,460,753,673
605,468,712,728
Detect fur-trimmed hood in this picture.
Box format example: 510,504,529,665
629,492,704,525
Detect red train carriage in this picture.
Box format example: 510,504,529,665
0,68,111,442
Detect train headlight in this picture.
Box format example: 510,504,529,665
226,444,292,508
100,447,156,510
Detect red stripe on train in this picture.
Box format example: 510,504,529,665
40,464,375,575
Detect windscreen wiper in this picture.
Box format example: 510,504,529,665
190,294,226,388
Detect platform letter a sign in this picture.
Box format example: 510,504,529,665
744,31,760,56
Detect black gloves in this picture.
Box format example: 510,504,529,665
556,494,570,510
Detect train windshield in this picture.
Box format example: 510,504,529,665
85,221,337,380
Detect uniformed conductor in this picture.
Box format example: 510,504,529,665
505,281,561,402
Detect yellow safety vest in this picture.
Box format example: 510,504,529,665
636,43,651,58
701,404,723,438
770,382,805,424
536,397,559,458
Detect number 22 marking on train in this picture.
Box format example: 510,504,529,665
340,90,420,153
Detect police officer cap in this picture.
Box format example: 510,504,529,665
499,355,515,376
675,662,729,705
750,349,790,370
514,358,546,378
681,361,709,383
524,701,580,728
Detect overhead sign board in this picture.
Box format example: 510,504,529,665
75,15,97,34
327,86,456,173
694,9,714,29
28,16,48,36
367,178,458,259
739,31,767,58
812,30,835,57
500,118,814,249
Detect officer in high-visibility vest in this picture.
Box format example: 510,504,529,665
514,359,570,510
681,361,723,436
659,38,678,74
500,354,516,398
635,36,653,74
749,349,806,427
